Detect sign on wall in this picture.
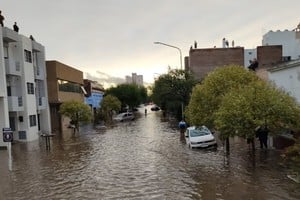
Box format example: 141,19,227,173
3,128,13,142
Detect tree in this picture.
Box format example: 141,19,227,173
98,94,121,123
105,84,147,111
59,101,92,133
185,65,259,128
185,65,300,153
151,68,197,119
215,80,300,142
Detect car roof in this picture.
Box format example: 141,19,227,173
187,126,209,130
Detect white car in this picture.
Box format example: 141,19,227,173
185,126,217,148
113,112,135,122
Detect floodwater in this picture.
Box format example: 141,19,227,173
0,107,299,200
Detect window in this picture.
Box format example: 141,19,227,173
4,45,8,58
57,79,82,93
24,49,32,63
29,115,36,127
27,82,34,94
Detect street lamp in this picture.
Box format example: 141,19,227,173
154,41,184,119
154,42,183,70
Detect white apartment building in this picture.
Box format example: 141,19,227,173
268,59,300,103
0,26,51,148
262,24,300,60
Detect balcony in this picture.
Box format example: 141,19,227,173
37,97,47,110
32,41,43,52
34,65,45,80
5,59,22,76
8,96,24,112
2,27,18,43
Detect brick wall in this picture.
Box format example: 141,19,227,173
188,47,244,80
257,45,282,69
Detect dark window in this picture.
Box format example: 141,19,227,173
27,82,34,94
57,79,82,93
29,115,36,127
7,86,11,96
24,49,32,63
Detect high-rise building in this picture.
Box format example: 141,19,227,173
125,73,143,86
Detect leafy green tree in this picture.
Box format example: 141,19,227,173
185,65,300,153
105,84,147,110
185,65,259,128
152,68,197,119
215,80,300,141
59,100,92,133
98,94,121,123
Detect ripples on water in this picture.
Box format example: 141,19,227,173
0,108,300,200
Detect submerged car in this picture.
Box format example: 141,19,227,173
151,105,160,111
113,112,135,122
185,126,217,148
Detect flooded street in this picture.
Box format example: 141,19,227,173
0,107,300,200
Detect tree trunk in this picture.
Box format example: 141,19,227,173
251,138,255,151
225,137,230,155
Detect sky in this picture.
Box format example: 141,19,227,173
2,0,300,84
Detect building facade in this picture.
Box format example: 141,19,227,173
46,60,84,133
186,44,283,82
84,79,104,115
126,73,143,86
188,47,245,80
0,26,51,147
268,59,300,103
262,25,300,60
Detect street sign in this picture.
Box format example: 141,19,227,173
3,128,13,142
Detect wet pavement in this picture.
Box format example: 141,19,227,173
0,106,300,200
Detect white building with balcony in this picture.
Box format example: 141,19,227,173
0,26,51,148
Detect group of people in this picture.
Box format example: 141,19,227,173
248,58,259,71
0,10,19,32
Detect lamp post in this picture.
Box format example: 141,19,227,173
154,42,182,70
154,41,184,119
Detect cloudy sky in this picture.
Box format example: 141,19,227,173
2,0,300,83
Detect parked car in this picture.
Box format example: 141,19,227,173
185,126,217,148
113,112,135,122
151,105,160,111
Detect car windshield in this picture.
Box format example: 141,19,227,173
190,128,210,137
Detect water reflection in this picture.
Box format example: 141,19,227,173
0,108,299,199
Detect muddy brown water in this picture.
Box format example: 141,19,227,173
0,107,299,199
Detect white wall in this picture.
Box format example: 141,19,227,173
268,63,300,103
0,27,10,147
262,30,300,60
244,49,257,68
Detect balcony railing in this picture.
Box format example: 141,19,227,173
37,97,46,110
34,66,45,80
5,59,21,76
8,96,24,112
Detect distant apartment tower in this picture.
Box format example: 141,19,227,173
46,61,85,132
125,73,143,86
0,26,51,147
